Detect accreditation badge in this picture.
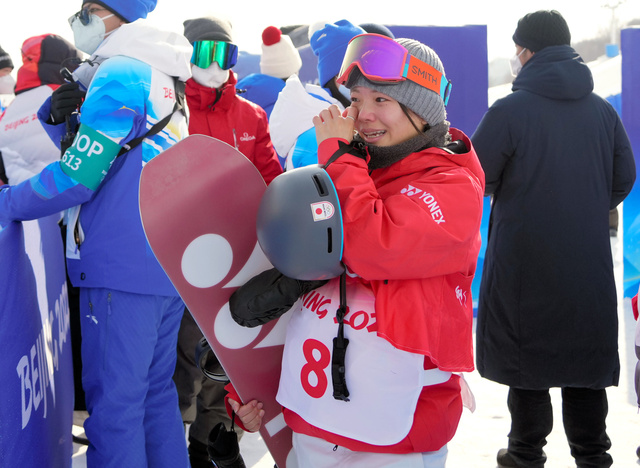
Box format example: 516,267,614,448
60,124,122,190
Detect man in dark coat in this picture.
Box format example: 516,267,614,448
472,10,636,468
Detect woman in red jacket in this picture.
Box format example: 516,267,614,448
231,33,484,467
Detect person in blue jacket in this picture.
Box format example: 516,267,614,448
0,1,193,467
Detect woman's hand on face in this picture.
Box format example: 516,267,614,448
313,105,358,145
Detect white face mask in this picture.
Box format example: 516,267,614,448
69,13,115,55
509,48,527,77
0,74,15,94
191,63,230,89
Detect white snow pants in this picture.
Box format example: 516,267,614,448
291,432,448,468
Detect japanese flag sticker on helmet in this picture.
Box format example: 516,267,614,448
311,201,335,221
257,165,344,281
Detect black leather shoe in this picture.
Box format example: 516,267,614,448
497,448,522,468
207,422,247,468
189,437,214,468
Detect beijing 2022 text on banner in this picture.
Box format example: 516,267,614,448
0,216,74,467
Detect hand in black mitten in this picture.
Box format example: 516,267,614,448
229,268,328,328
49,82,86,124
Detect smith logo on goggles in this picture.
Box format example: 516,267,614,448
337,33,452,105
191,41,238,70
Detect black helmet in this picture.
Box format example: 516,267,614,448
257,165,344,280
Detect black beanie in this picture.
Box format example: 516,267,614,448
512,10,571,52
183,17,233,44
0,45,13,70
359,23,395,39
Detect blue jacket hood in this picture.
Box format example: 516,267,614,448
236,73,285,117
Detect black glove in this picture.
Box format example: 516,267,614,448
49,82,86,125
229,268,328,328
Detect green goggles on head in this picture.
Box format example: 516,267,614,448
191,41,238,70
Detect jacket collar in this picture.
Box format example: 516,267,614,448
186,72,238,111
512,45,593,100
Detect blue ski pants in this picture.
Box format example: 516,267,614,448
80,288,189,468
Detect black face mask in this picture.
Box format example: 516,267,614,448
361,120,451,170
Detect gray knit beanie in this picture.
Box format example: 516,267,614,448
183,17,233,44
347,38,447,125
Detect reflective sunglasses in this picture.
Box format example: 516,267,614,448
69,7,108,26
191,41,239,70
337,34,452,105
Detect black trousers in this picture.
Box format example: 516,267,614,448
172,308,240,445
506,387,613,468
60,223,86,411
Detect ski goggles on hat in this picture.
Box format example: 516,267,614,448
337,34,452,105
191,41,238,70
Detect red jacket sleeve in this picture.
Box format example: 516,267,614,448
248,110,282,185
223,382,256,433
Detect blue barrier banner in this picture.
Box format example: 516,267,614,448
621,27,640,297
387,25,488,137
0,217,74,467
472,197,492,311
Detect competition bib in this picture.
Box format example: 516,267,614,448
277,277,441,445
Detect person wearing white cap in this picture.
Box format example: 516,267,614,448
237,25,302,124
260,25,302,79
269,19,365,172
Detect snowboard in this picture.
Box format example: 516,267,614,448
139,134,295,468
